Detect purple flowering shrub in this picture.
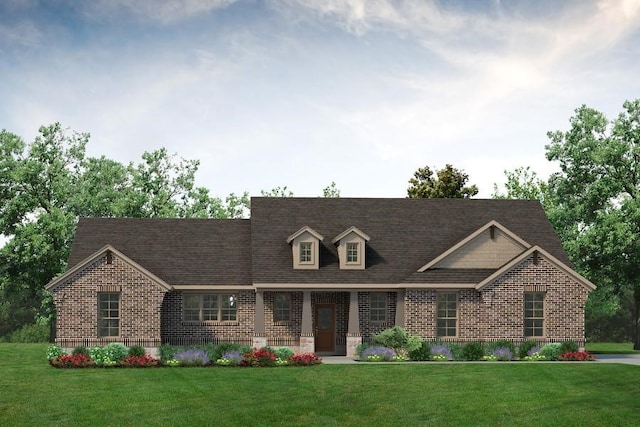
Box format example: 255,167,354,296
174,349,210,366
361,346,395,361
430,345,453,361
492,347,513,361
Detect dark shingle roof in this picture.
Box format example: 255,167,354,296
66,198,570,287
68,218,251,285
250,197,570,284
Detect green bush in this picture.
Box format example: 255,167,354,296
46,344,66,361
104,343,128,362
159,344,178,362
461,341,485,361
7,323,50,343
518,340,539,360
128,345,146,357
559,341,579,354
373,327,422,356
274,347,294,359
540,343,562,361
487,340,515,355
408,340,431,361
213,342,249,361
72,346,89,356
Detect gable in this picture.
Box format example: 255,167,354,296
419,221,530,270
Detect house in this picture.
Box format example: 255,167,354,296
46,198,596,357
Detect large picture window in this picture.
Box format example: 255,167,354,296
98,293,120,337
274,293,291,322
524,293,545,337
184,294,237,321
437,292,458,337
370,293,386,322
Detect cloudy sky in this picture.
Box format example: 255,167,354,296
1,0,639,199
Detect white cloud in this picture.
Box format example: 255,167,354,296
83,0,237,24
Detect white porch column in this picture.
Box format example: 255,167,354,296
346,291,362,358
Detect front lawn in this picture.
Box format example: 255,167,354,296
1,344,639,426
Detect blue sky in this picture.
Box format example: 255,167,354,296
1,0,639,198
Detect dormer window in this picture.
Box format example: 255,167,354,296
332,226,370,270
286,226,324,270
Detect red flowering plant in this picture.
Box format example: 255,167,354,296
50,353,95,368
558,351,596,361
119,355,161,367
242,347,278,367
288,353,322,366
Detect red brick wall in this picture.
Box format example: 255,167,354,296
52,254,166,348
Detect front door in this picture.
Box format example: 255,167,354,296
315,303,335,353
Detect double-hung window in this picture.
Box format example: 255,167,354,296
437,292,458,337
346,242,359,263
370,293,386,322
299,242,313,263
524,293,545,337
184,294,237,322
98,293,120,337
274,294,291,322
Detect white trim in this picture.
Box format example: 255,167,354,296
286,226,324,244
331,226,371,244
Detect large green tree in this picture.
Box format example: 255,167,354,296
0,123,248,337
545,99,640,348
407,164,478,198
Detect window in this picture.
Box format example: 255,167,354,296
183,294,237,321
437,293,457,337
274,294,291,322
524,293,544,337
370,293,386,322
300,242,313,263
346,242,359,263
98,293,120,337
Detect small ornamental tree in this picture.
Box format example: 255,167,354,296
372,326,422,357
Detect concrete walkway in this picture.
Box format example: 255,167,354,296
321,354,640,365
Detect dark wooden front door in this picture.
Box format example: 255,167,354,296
315,303,335,352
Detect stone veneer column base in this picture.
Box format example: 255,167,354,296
299,336,315,354
346,335,362,358
252,336,267,349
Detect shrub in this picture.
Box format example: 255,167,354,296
559,341,579,354
210,342,245,361
104,343,128,362
274,347,295,360
355,343,369,358
430,345,453,361
174,349,211,366
46,344,66,361
288,353,322,366
242,347,277,367
518,340,539,359
373,326,422,356
216,351,243,366
487,340,516,355
462,341,485,361
72,346,89,356
539,343,562,361
492,347,513,361
8,323,50,343
89,347,114,366
119,355,160,367
558,351,595,362
360,346,395,361
159,344,178,362
408,340,431,361
50,354,94,368
128,345,146,357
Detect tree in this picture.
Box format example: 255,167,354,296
407,164,478,198
321,182,340,198
492,167,551,208
545,99,640,348
0,123,249,337
260,186,294,197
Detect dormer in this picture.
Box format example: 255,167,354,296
331,226,370,270
286,226,324,270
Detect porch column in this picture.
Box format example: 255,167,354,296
253,290,267,348
395,290,405,327
346,291,362,358
300,291,314,353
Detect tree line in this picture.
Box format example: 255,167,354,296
2,99,639,348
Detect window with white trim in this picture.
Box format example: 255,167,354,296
524,293,544,337
437,292,458,337
98,293,120,337
370,293,386,322
183,294,237,322
346,242,359,263
300,242,313,263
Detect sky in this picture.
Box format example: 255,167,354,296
1,0,640,200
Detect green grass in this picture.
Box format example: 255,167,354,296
585,342,640,354
2,344,640,426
